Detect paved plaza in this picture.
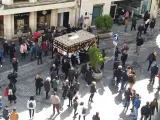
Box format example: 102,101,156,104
0,19,160,120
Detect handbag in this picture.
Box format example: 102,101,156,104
4,89,8,96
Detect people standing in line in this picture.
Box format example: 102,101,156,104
0,50,3,67
17,29,23,45
62,59,71,80
50,92,60,114
3,40,9,57
20,42,27,59
42,40,49,56
135,36,143,55
92,112,100,120
146,52,156,71
114,47,121,62
68,67,76,86
12,58,18,74
73,96,79,118
3,105,9,120
131,94,141,120
34,30,40,43
30,42,36,61
78,102,86,120
124,88,132,111
62,80,69,99
27,96,36,119
121,50,128,68
137,24,144,38
124,19,129,32
51,76,59,92
140,102,151,120
44,77,51,100
150,18,156,35
149,98,158,120
37,46,43,65
9,42,16,62
35,74,43,95
150,63,158,85
89,82,96,103
9,108,19,120
131,16,137,31
67,86,74,107
114,65,122,87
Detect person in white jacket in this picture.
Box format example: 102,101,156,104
27,96,36,119
78,102,86,120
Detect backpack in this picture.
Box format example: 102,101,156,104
29,102,33,108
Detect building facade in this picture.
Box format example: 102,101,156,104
0,0,77,39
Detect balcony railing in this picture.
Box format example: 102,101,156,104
4,0,75,9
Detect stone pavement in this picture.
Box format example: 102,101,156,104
0,18,160,120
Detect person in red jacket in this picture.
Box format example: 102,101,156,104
34,30,40,42
42,40,49,56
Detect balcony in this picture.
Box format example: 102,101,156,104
4,0,75,9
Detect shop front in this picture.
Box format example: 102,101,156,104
14,12,29,34
37,10,51,30
141,0,152,14
0,16,4,37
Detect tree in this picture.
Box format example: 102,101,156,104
88,45,104,73
95,14,113,31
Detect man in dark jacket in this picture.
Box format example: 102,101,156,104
146,52,156,71
50,64,57,81
120,70,128,90
85,67,93,85
81,62,87,75
140,102,151,120
37,47,42,65
131,17,137,31
62,60,71,79
3,105,9,120
12,58,18,74
114,65,122,87
150,18,156,35
89,82,96,102
121,51,128,68
135,37,143,55
9,43,16,62
3,41,9,57
137,24,144,38
114,47,120,62
68,67,76,86
150,63,158,85
67,86,74,107
54,58,60,75
92,112,100,120
35,74,43,95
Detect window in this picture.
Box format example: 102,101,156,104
14,0,29,1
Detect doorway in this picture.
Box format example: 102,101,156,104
63,12,69,27
92,5,103,25
110,5,117,19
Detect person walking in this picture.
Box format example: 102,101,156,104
12,58,18,74
30,42,36,61
34,30,40,43
135,37,144,55
149,98,158,120
3,105,9,120
131,94,141,120
44,77,51,99
73,96,78,118
85,67,93,85
17,29,23,45
140,102,151,120
128,72,136,89
62,59,71,80
62,80,69,99
35,74,43,95
78,102,86,120
9,108,19,120
81,62,87,75
150,18,156,35
150,63,158,85
137,24,144,38
37,46,43,65
27,96,36,119
67,86,74,107
124,88,132,110
50,92,60,114
89,82,96,103
131,16,137,31
92,112,100,120
114,47,121,62
146,52,156,71
8,87,16,104
42,40,49,56
3,40,9,57
50,64,57,81
9,42,16,62
51,76,59,92
114,65,122,87
121,50,128,68
68,67,76,86
20,43,27,59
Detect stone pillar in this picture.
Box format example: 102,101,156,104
4,15,14,40
29,0,37,2
50,9,58,27
29,12,37,34
2,0,13,5
69,8,76,26
60,13,64,26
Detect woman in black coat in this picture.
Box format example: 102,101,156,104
67,87,74,107
35,74,43,95
85,68,93,85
